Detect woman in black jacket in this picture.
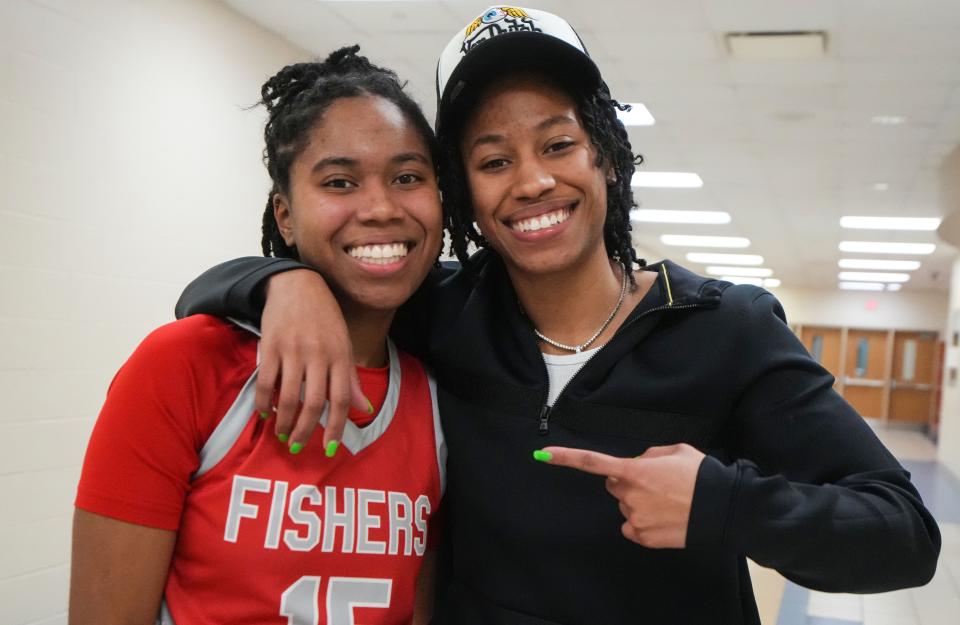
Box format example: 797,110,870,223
176,6,940,624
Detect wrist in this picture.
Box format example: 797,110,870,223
265,267,326,298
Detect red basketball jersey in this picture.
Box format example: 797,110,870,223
77,316,445,625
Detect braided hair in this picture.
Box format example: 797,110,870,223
257,45,438,259
438,73,645,284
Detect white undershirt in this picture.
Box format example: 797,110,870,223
542,346,601,407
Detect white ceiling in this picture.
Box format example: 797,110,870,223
222,0,960,291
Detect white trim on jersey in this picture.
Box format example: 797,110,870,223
196,320,440,479
319,340,402,456
194,365,260,479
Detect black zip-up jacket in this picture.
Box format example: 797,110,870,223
176,252,940,625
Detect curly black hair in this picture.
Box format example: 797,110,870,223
257,45,438,259
437,71,645,284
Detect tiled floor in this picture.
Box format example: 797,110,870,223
770,428,960,625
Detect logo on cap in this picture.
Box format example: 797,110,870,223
462,6,540,53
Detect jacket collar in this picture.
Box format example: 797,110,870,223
639,259,727,308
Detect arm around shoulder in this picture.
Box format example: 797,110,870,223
175,256,312,323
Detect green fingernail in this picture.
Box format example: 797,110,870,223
289,442,304,455
533,450,553,462
325,440,339,458
277,433,289,443
366,399,374,415
259,411,270,420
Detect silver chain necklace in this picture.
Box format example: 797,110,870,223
533,263,628,354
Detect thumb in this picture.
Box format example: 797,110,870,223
638,444,684,459
349,366,370,413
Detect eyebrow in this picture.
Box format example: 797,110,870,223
310,152,430,173
390,152,431,165
311,156,357,173
467,114,578,152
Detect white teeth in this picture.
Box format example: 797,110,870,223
347,242,409,263
511,208,572,233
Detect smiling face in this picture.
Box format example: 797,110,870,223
459,74,612,279
275,95,442,316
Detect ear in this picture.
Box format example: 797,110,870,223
605,165,617,185
273,193,296,247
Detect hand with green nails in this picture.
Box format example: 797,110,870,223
534,443,706,549
254,270,372,460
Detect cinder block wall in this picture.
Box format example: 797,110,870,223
0,1,303,622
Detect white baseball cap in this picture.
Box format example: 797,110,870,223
435,6,602,133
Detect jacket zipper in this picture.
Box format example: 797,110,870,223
538,301,702,435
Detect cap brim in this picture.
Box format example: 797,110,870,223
437,32,602,134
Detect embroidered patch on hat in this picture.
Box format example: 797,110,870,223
461,6,541,54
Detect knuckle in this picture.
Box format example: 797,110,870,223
277,397,299,412
302,399,327,415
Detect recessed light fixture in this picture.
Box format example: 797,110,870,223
686,252,764,265
726,31,827,61
872,183,890,191
763,278,781,288
839,241,936,255
661,235,750,248
838,271,910,283
706,266,773,277
839,282,885,291
838,259,921,271
871,115,906,125
887,283,903,291
616,103,655,126
632,172,704,188
721,276,764,286
630,209,730,224
840,216,941,231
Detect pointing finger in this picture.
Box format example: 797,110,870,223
535,446,628,479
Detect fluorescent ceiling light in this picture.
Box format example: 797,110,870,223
706,266,773,277
630,209,730,224
632,172,703,188
871,115,906,125
721,276,764,286
839,241,936,255
726,31,826,61
838,271,910,283
887,283,903,291
661,235,750,248
839,282,885,291
838,259,921,270
686,252,763,265
840,216,941,231
616,103,655,126
763,278,781,288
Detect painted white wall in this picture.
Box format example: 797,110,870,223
0,1,304,623
772,287,949,334
938,260,960,480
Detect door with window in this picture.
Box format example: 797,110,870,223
889,331,937,425
800,326,842,386
842,330,889,419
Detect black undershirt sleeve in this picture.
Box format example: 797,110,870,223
174,256,456,360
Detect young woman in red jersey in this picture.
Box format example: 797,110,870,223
70,46,445,625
